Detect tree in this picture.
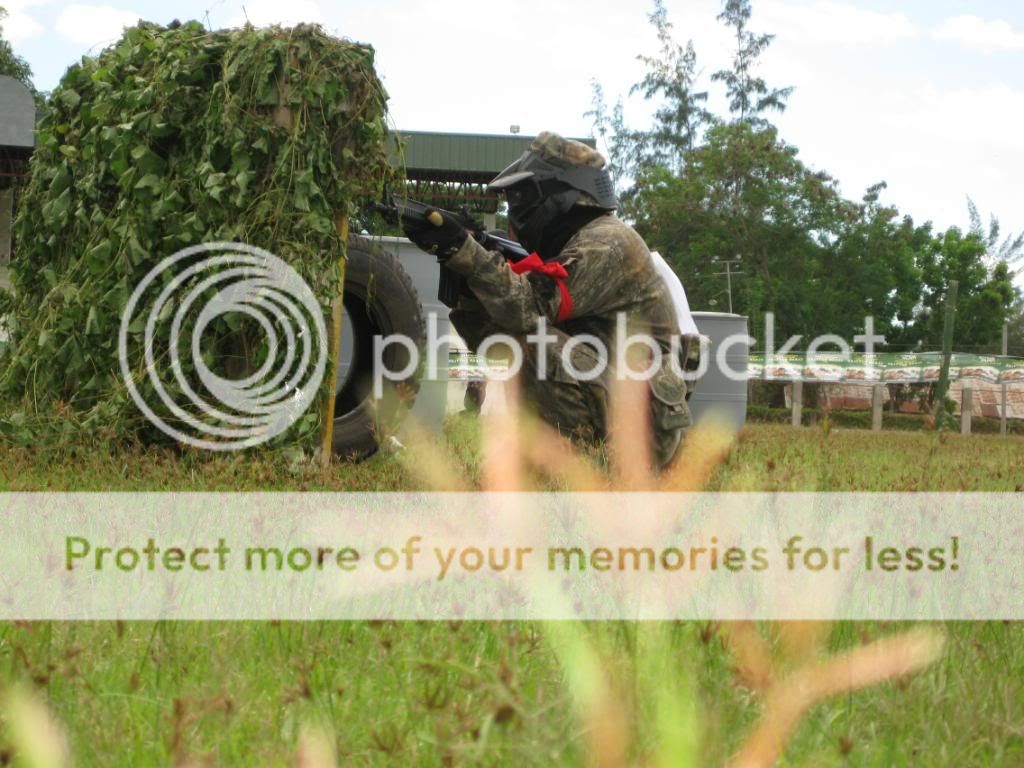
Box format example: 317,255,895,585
585,79,640,189
627,122,847,339
1005,297,1024,356
814,183,926,346
912,227,1016,350
967,197,1024,268
587,0,1017,355
630,0,711,169
586,1,711,187
711,0,793,124
0,6,34,87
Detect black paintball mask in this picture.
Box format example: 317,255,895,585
489,150,617,255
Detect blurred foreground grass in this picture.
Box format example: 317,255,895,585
1,423,1022,766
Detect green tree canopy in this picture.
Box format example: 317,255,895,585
590,0,1018,352
913,228,1016,350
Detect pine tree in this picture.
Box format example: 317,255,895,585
584,79,643,188
630,0,711,170
967,196,1024,270
711,0,792,124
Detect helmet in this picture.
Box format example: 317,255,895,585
489,132,617,253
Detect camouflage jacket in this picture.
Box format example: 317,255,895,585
446,213,684,360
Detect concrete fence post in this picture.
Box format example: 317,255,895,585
791,380,803,428
871,384,884,431
961,385,973,436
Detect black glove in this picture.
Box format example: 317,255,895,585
401,208,469,260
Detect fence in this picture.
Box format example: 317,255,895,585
748,352,1024,435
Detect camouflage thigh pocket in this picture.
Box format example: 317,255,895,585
649,366,691,432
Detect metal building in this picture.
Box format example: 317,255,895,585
390,130,595,214
0,75,35,263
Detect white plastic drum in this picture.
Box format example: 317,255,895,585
690,311,749,429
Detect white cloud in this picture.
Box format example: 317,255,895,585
310,0,666,138
772,76,1024,236
227,0,324,28
1,0,49,43
932,15,1024,53
55,4,141,48
2,11,44,43
761,0,917,47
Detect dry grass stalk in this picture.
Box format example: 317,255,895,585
519,416,609,492
721,622,775,694
1,685,70,768
729,628,945,768
775,621,830,663
608,376,654,491
481,377,525,492
396,419,472,491
660,419,736,492
295,722,338,768
401,378,947,768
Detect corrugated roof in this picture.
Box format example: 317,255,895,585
389,130,596,179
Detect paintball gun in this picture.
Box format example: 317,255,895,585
375,195,529,308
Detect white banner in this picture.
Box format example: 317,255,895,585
0,493,1019,620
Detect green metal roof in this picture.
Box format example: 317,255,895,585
389,130,596,181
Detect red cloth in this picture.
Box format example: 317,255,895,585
510,252,574,322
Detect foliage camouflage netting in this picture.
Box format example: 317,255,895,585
0,21,391,447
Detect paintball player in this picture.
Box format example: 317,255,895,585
401,132,694,468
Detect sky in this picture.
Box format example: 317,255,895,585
3,0,1023,243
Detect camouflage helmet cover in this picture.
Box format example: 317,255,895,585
489,131,617,210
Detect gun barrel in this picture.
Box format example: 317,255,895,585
481,233,529,262
379,194,532,306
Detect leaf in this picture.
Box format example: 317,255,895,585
60,89,82,109
49,188,73,220
134,174,162,191
224,312,242,332
85,242,114,275
127,236,148,266
85,306,102,335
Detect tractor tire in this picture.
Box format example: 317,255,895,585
332,236,426,459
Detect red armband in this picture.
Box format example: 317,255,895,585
510,252,574,322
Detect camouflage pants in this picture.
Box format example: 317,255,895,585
451,310,690,468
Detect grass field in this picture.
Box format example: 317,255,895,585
1,423,1023,766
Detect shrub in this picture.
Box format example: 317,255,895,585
0,22,391,448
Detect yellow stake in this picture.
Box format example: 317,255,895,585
320,214,349,469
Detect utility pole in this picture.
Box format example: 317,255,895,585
1001,322,1009,436
710,256,744,314
933,280,958,431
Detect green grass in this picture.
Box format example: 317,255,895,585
1,423,1023,766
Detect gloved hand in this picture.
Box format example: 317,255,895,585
401,208,469,260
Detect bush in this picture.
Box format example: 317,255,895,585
0,22,391,448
